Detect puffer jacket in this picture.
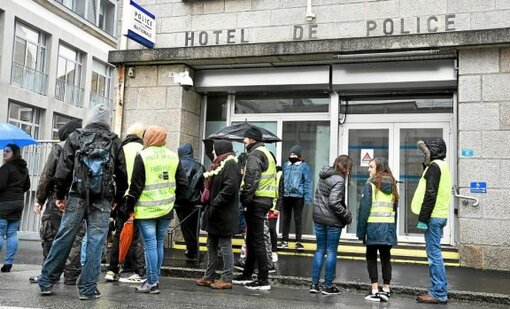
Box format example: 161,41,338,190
282,160,313,203
312,166,352,227
0,158,30,220
356,176,397,246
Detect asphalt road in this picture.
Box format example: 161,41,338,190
0,264,507,309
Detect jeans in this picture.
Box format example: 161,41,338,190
204,234,234,281
311,223,342,287
243,202,271,284
38,195,111,297
425,218,448,301
0,219,20,265
138,218,171,285
282,197,304,242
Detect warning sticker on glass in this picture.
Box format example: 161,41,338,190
360,149,374,167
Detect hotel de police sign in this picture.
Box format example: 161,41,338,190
184,14,457,47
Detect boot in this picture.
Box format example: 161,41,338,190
1,264,12,272
210,279,232,289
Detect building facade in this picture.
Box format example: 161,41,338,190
0,0,118,236
109,0,510,271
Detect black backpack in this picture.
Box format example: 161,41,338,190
184,162,205,205
72,129,116,201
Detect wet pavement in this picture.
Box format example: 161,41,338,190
0,264,508,309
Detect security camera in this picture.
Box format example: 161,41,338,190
179,70,193,90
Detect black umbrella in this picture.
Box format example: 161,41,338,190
203,121,281,160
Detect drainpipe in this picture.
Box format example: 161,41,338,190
114,65,125,135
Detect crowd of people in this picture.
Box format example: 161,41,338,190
0,105,452,304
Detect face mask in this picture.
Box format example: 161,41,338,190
289,157,299,164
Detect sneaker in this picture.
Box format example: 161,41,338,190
104,271,118,282
310,283,320,294
79,288,101,300
271,252,278,263
379,287,392,299
365,291,382,302
135,281,160,294
40,289,52,296
244,280,271,291
268,265,276,274
119,274,145,284
277,241,288,249
295,242,305,251
232,274,253,285
321,285,341,295
234,260,245,271
29,275,40,283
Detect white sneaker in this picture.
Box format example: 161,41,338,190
271,252,278,263
119,274,144,284
104,271,118,282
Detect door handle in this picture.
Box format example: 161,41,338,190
452,186,479,207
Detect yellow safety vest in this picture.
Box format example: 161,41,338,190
367,183,395,223
135,146,179,219
123,142,143,189
254,146,277,199
271,170,283,210
411,159,452,219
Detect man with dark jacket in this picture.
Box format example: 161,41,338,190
175,143,205,260
32,119,85,285
232,127,276,291
38,104,128,300
411,138,452,304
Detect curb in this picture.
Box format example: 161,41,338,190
160,266,510,305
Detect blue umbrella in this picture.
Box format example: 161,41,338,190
0,121,38,148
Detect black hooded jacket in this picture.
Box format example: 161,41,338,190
240,142,273,207
419,138,447,224
0,158,30,220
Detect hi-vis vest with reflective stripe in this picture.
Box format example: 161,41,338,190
411,159,452,219
135,146,179,219
367,183,395,223
254,146,277,199
271,170,283,210
123,142,143,189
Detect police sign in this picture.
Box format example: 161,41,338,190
122,0,156,48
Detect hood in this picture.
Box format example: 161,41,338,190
122,134,143,147
10,158,28,173
289,144,303,157
85,104,111,129
418,138,447,165
319,166,337,179
58,119,82,141
143,126,167,148
369,175,393,194
178,143,194,160
126,122,145,139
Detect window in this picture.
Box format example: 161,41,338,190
90,59,113,107
56,0,116,36
341,96,454,114
11,21,47,95
56,44,84,106
52,114,77,140
8,102,41,139
235,92,329,114
98,0,115,36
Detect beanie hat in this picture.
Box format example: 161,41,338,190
58,119,82,141
214,140,234,156
127,122,145,139
86,104,111,128
289,145,303,157
243,126,262,141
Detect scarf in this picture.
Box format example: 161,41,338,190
201,152,236,204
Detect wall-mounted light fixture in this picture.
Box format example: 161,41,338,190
306,0,316,21
169,69,194,90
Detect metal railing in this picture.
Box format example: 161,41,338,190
90,93,113,108
10,62,48,95
55,79,84,107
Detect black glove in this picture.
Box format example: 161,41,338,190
119,195,135,219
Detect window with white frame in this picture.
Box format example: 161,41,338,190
56,43,84,106
90,59,113,107
11,21,47,94
8,101,41,139
52,113,77,140
56,0,117,36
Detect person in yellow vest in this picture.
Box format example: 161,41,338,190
124,126,188,294
357,157,398,302
105,122,146,283
411,138,452,304
232,126,276,291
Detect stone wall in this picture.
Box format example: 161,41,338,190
457,47,510,271
128,0,510,49
122,64,201,152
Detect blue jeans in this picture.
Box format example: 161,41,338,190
138,218,171,285
425,218,448,301
0,219,20,264
311,223,342,287
39,195,111,297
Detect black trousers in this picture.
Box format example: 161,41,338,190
243,201,271,284
108,216,145,276
175,205,200,257
366,245,392,284
268,218,278,253
282,197,304,242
